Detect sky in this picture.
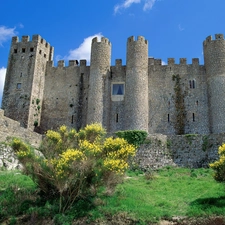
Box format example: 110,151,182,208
1,0,225,105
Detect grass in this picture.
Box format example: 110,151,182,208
95,167,225,222
0,167,225,224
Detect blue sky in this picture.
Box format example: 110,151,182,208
1,0,225,105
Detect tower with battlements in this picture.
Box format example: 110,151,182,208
2,33,225,135
2,35,53,129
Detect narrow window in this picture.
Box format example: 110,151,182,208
116,114,119,123
193,113,195,122
196,100,198,106
192,80,195,89
168,114,170,122
20,73,22,77
71,115,74,124
22,48,25,53
41,39,43,44
30,47,34,52
44,53,46,58
168,101,170,106
17,83,21,89
14,49,17,53
189,80,192,88
39,50,42,54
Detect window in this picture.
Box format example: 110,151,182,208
30,47,34,52
14,49,17,53
116,114,119,123
22,48,25,53
17,83,21,89
189,80,196,89
111,83,125,101
168,114,170,122
44,53,46,58
193,113,195,122
112,83,124,95
39,50,42,54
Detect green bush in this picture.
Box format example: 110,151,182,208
115,130,148,147
11,124,136,213
210,143,225,182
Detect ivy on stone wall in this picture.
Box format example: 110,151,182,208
115,130,148,147
172,74,186,135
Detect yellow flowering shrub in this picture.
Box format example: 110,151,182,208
46,130,62,142
11,123,137,213
104,159,128,174
210,143,225,182
79,140,102,156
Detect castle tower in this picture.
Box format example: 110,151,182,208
87,37,111,125
2,35,53,129
125,36,149,131
203,34,225,133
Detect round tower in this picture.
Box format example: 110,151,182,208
125,36,149,131
87,37,111,125
203,34,225,133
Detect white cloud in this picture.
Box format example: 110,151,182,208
162,60,167,65
143,0,156,11
114,0,157,13
0,26,16,46
114,0,141,14
178,24,185,31
63,33,103,64
0,67,6,105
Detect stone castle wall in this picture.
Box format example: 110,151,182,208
0,109,42,147
135,133,225,169
2,33,225,136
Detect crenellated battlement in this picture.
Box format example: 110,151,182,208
47,59,88,68
115,59,122,66
149,58,201,66
11,35,51,50
127,36,148,44
204,34,225,45
92,36,111,45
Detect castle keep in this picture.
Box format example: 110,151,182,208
2,34,225,135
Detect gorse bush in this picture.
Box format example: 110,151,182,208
209,143,225,182
11,124,136,213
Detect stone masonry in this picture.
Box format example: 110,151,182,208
3,34,225,135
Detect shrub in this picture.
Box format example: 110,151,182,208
11,124,136,213
115,130,148,147
209,143,225,182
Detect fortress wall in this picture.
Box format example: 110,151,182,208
0,109,42,147
148,59,209,135
106,60,126,132
136,133,223,169
40,61,90,132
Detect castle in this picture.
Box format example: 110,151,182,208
2,34,225,135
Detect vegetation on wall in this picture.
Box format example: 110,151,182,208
172,74,186,135
115,130,148,147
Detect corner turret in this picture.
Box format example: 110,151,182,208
203,34,225,133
